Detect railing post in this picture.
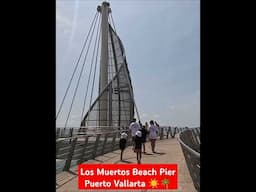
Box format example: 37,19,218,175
60,128,64,138
101,133,109,155
160,127,164,140
92,134,101,158
78,136,89,164
63,137,77,171
69,128,73,143
171,127,177,138
63,128,66,137
165,127,168,139
112,132,117,150
194,128,200,144
56,139,63,158
70,128,73,137
167,127,170,139
56,128,60,139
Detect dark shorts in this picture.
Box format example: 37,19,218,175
135,143,142,150
119,139,127,150
132,136,136,143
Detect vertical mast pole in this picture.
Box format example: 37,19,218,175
97,2,111,127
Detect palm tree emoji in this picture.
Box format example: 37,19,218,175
162,178,170,189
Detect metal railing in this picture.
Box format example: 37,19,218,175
178,127,200,191
56,126,194,173
56,129,130,172
56,126,124,139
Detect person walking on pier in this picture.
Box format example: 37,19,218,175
119,132,128,161
129,118,140,151
140,125,148,153
148,120,158,153
139,120,143,128
145,122,149,129
145,122,149,141
134,130,143,164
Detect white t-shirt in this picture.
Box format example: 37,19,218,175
148,125,158,139
121,132,128,139
129,122,140,137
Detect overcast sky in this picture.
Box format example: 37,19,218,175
56,0,200,127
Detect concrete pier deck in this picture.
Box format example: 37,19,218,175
56,136,197,192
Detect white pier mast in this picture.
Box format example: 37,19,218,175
97,2,111,127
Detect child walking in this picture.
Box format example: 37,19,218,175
141,125,148,153
134,130,143,164
119,132,128,161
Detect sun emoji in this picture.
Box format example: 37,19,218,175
149,178,159,188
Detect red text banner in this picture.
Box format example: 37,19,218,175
78,164,177,190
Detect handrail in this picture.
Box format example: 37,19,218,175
178,128,200,192
178,134,200,158
56,131,119,143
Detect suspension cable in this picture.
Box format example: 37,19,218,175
80,14,101,122
110,12,116,32
64,13,99,128
89,17,102,108
56,11,98,120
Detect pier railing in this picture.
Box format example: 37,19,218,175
56,128,131,173
56,126,124,139
178,127,200,191
56,126,181,173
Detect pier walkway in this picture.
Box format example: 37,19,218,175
56,135,197,192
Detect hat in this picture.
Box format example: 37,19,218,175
135,130,142,137
121,132,128,139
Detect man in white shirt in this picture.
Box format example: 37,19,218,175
129,118,140,151
148,120,158,153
